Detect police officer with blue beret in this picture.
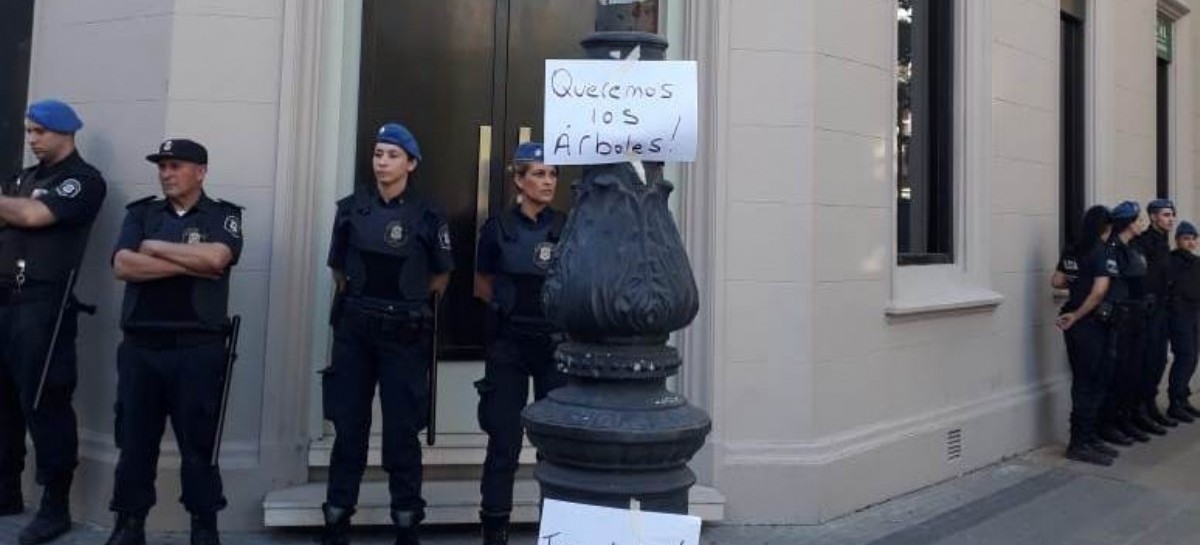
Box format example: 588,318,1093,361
321,123,453,545
0,99,107,545
104,139,242,545
1098,201,1154,447
472,142,567,545
1166,220,1200,422
1053,205,1120,465
1130,198,1179,433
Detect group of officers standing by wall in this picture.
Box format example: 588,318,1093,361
1055,198,1200,466
0,99,566,545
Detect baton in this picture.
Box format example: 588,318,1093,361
427,293,441,446
32,268,78,412
211,315,242,466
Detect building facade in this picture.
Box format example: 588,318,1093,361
3,0,1197,531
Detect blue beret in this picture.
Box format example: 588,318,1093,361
514,142,545,163
1110,201,1141,221
25,99,83,134
1148,199,1175,213
1177,221,1198,239
376,123,421,162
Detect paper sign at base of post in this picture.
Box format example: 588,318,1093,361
536,498,701,545
543,59,698,166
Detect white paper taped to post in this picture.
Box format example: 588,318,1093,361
536,499,702,545
543,59,698,165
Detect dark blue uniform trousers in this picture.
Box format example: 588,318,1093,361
0,285,79,493
110,335,227,516
476,326,565,514
1168,306,1199,401
324,305,429,513
1102,306,1146,425
1142,305,1170,403
1064,316,1112,439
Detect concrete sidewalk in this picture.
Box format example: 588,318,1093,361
6,420,1200,545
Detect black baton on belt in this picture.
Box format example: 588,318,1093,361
211,315,242,466
32,268,79,412
427,293,441,446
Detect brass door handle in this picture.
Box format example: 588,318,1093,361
476,125,493,234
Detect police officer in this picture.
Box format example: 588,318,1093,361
1167,220,1200,422
1131,198,1178,432
0,99,107,545
1099,202,1152,446
104,139,242,545
1053,205,1119,466
321,123,453,545
473,142,567,545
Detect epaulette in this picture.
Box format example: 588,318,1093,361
216,198,243,210
125,195,159,209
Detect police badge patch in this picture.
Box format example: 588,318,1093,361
438,224,452,251
1106,259,1119,275
224,215,241,238
534,242,555,269
385,220,407,248
182,227,204,245
54,178,81,198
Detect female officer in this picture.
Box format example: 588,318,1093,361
1053,205,1118,466
1099,201,1152,448
473,142,567,545
321,123,454,545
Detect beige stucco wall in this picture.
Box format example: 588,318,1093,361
705,0,1198,524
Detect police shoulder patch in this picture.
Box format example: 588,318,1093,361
1106,259,1119,275
223,214,242,239
54,178,82,199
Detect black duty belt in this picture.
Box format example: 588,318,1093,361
123,330,226,349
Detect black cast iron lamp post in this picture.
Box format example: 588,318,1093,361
522,30,712,514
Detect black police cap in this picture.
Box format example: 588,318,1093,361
145,138,208,165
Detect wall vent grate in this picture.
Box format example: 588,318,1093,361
946,428,963,462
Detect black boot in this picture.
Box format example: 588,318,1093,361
391,509,424,545
1181,397,1200,418
1145,401,1177,427
320,504,353,545
1116,411,1152,442
1098,426,1134,446
19,478,71,545
190,513,220,545
0,481,22,516
1168,400,1196,423
1129,407,1166,436
103,513,146,545
480,511,510,545
1088,438,1119,457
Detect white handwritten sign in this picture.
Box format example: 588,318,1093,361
543,59,698,165
537,499,702,545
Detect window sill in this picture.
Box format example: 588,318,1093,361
885,289,1004,317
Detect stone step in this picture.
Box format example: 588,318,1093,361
263,479,725,526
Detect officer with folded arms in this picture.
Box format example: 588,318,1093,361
0,99,107,545
104,139,242,545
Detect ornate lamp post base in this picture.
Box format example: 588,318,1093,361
523,30,712,515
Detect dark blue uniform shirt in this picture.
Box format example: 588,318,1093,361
1108,236,1147,303
114,194,243,332
328,187,454,308
477,206,565,320
1057,244,1118,314
0,151,107,282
